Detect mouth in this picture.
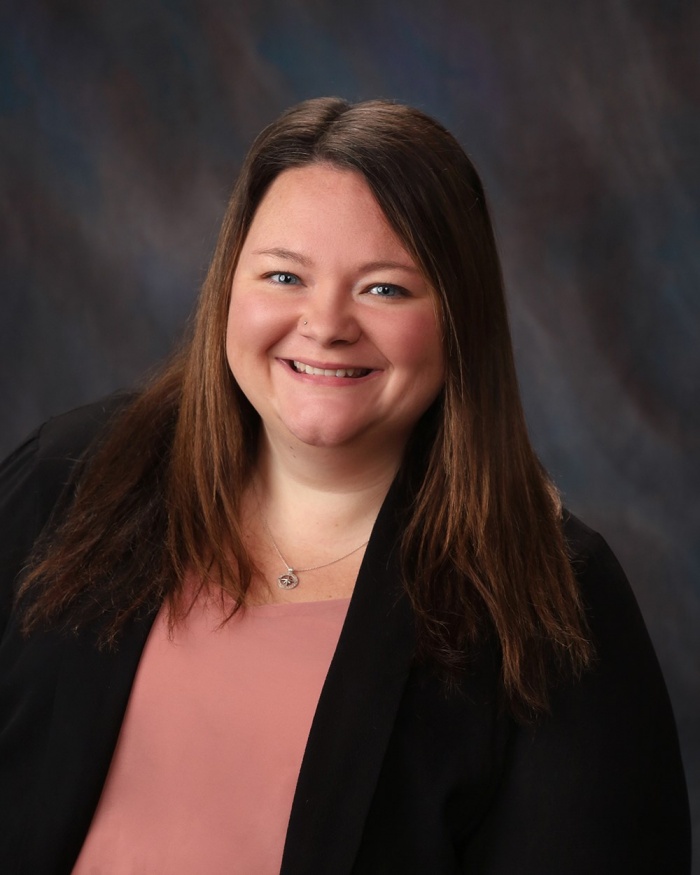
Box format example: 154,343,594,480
289,360,372,378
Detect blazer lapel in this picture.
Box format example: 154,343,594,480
22,610,157,875
280,477,416,875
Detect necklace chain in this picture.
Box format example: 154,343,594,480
260,508,369,590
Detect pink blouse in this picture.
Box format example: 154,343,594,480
72,585,350,875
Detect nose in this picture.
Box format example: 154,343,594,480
299,288,361,346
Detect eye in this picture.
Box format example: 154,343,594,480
367,283,405,298
266,272,301,286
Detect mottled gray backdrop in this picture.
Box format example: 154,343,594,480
2,0,699,862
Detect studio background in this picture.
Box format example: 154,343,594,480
2,0,698,864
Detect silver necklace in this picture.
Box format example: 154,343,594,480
262,517,370,590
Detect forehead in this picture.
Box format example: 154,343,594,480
241,164,415,264
256,163,375,214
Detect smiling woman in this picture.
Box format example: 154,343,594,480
0,98,690,873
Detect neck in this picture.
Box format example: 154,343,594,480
252,430,403,536
241,432,405,603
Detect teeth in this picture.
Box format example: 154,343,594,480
292,361,368,378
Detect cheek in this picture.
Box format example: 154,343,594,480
226,290,284,361
395,308,445,379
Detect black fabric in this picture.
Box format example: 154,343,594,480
0,400,691,874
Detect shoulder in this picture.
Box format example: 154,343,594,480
561,507,623,575
0,393,136,631
559,509,673,709
560,510,653,658
1,394,134,516
32,392,135,467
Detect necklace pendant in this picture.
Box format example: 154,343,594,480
277,569,299,590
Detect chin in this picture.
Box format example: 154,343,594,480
288,427,359,449
280,415,373,450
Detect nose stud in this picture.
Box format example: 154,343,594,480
303,320,308,325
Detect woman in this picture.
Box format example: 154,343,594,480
0,98,690,873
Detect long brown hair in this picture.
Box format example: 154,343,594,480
19,98,591,718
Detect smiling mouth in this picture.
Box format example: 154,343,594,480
290,360,372,378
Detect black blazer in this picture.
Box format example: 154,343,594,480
0,399,691,874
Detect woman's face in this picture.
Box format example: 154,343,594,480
226,163,445,457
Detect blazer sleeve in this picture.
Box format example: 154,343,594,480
461,518,691,874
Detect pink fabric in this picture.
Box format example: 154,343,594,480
72,584,349,875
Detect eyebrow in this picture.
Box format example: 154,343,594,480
253,247,313,267
252,248,421,275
